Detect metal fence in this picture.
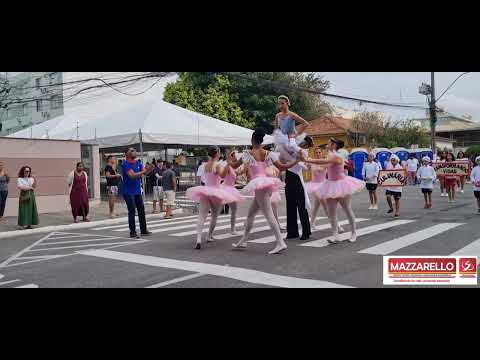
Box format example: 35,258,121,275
100,174,201,213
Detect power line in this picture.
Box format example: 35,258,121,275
436,72,470,103
223,72,429,111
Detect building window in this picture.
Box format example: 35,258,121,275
51,95,62,110
35,78,41,89
36,100,43,112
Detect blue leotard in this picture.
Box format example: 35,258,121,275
279,115,295,135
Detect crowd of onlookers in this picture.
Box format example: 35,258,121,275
0,147,180,233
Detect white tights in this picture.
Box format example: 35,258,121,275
236,189,286,252
310,198,328,228
326,196,356,240
196,199,222,245
229,202,238,233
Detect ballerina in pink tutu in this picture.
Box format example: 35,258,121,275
228,128,298,255
187,146,244,250
302,138,364,243
266,164,286,231
220,154,246,236
306,146,345,233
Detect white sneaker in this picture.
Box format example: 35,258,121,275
368,205,373,210
373,204,379,210
460,190,464,193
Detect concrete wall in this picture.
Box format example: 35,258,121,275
0,137,81,217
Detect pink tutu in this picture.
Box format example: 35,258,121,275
315,176,365,200
242,177,285,196
271,191,281,204
186,185,244,205
305,181,324,194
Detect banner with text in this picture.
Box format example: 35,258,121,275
433,161,470,177
383,256,478,285
378,169,407,187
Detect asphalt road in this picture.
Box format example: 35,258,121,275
1,185,479,288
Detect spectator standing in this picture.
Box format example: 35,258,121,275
17,166,39,229
162,162,177,219
121,147,151,238
104,155,121,218
67,162,90,223
0,161,10,221
152,160,165,214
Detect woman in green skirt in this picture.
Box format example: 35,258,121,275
16,166,39,229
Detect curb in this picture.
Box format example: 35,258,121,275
0,209,184,240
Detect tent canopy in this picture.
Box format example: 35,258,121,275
10,76,272,148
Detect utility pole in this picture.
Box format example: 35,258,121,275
430,72,437,153
419,72,437,152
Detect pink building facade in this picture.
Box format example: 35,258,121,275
0,138,100,217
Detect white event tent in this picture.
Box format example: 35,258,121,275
9,74,272,150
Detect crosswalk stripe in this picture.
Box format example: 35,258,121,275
300,220,416,248
213,217,327,240
27,241,141,252
215,223,285,240
121,216,250,234
93,214,222,231
358,223,463,255
450,238,480,256
77,249,352,288
249,218,369,244
15,284,39,288
0,280,21,286
169,216,288,237
39,237,124,246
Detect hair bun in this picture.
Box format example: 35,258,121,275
252,127,266,144
207,146,220,158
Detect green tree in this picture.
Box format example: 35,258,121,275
164,72,330,131
352,111,430,148
465,145,480,160
164,73,254,128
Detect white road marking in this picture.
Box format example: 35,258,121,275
39,237,124,246
450,238,480,256
359,223,463,255
129,216,251,234
27,241,142,252
78,249,352,288
301,220,416,248
214,224,279,240
145,273,206,288
0,232,53,268
0,280,21,286
0,209,183,239
110,215,232,232
250,218,369,244
171,217,286,237
93,213,210,231
15,284,39,288
0,232,148,269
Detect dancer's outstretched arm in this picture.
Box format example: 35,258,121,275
273,159,298,172
301,152,343,166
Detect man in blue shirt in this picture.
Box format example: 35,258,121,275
121,147,151,238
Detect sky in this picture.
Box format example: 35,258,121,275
2,72,480,122
321,72,480,121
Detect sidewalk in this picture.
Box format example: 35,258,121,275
0,200,183,239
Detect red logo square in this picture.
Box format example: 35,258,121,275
459,258,477,273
